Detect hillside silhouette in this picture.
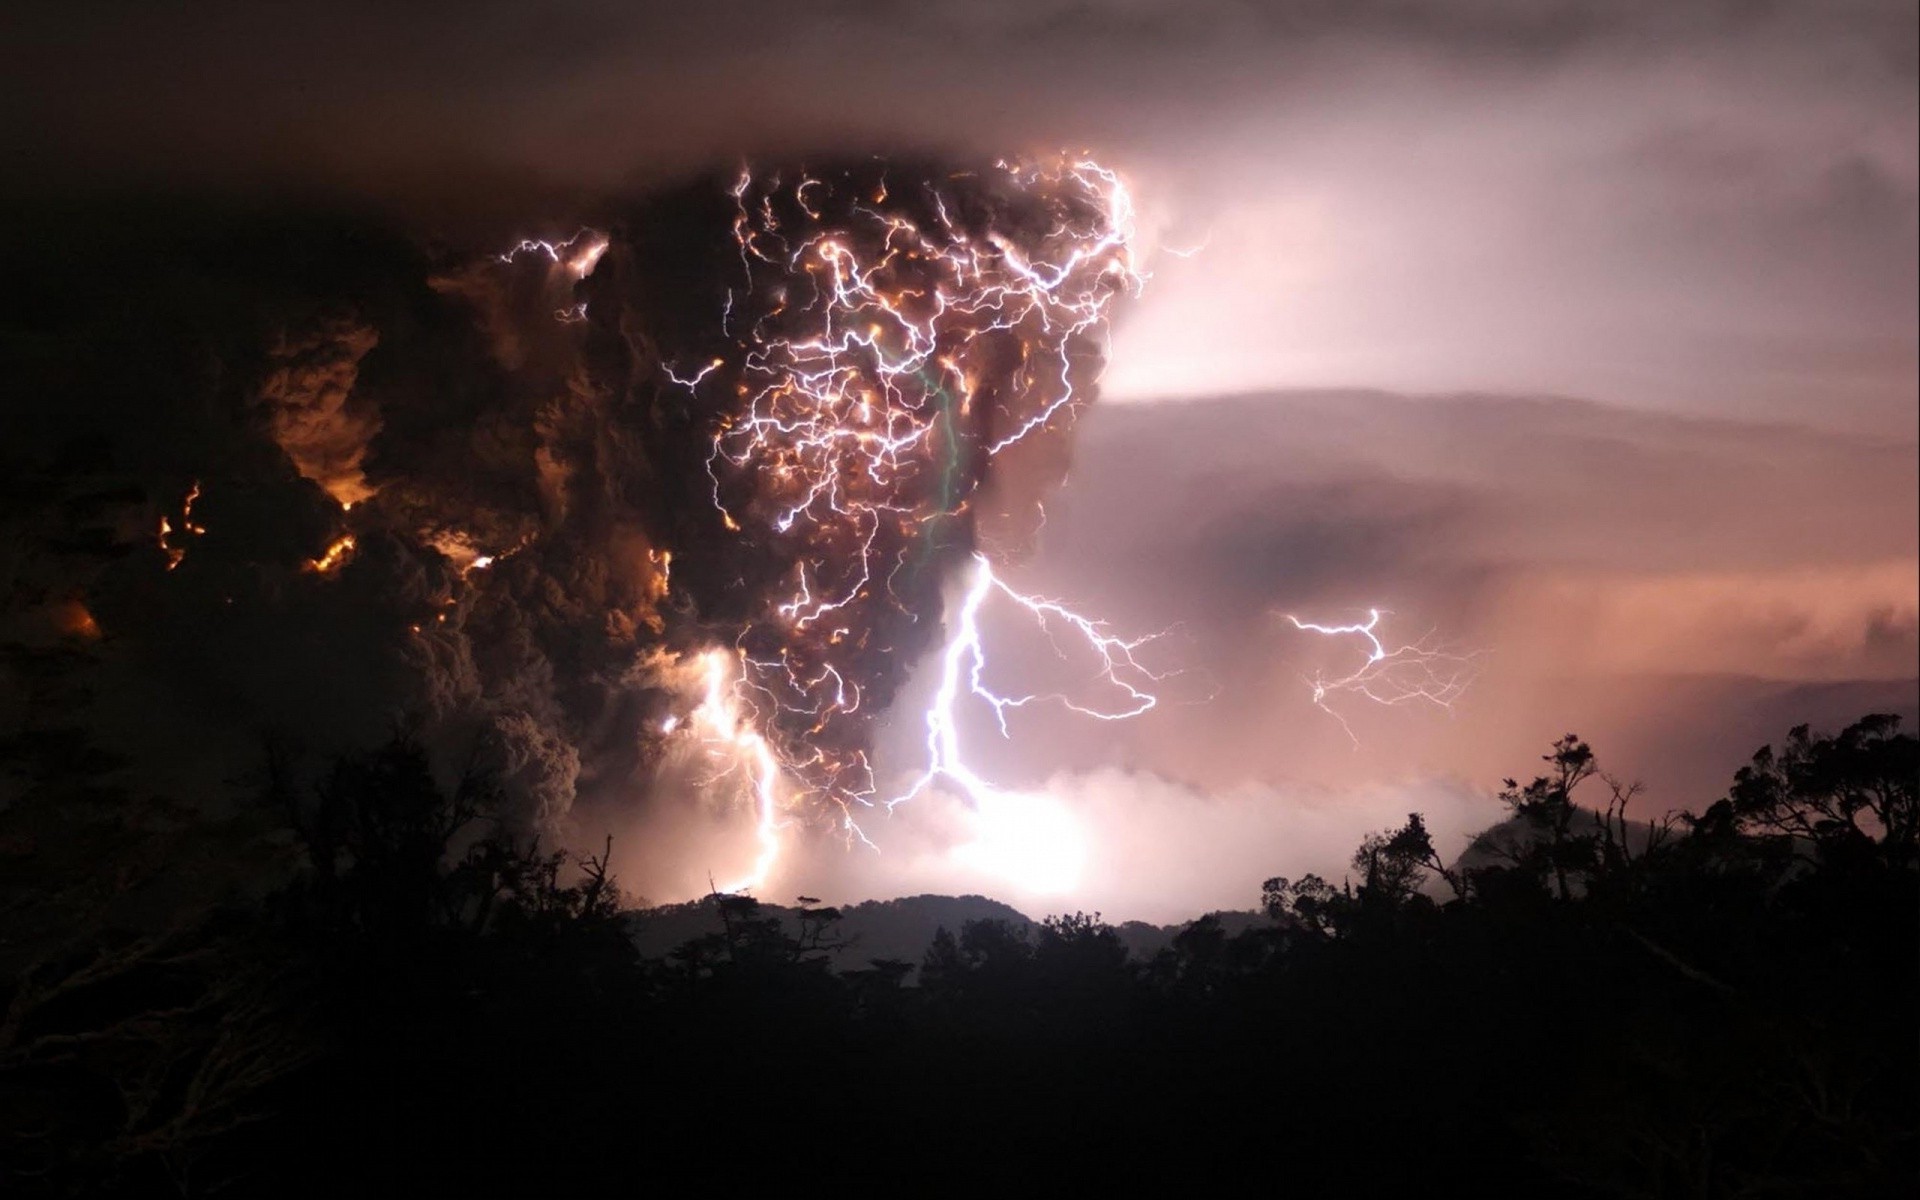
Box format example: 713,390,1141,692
0,715,1913,1195
627,892,1266,968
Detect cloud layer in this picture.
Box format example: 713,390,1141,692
605,389,1917,919
11,1,1914,431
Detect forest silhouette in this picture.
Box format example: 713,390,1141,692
1,714,1914,1195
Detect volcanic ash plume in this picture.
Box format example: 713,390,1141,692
604,158,1142,827
253,318,382,509
111,157,1141,870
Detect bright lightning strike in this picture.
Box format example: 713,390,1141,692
887,553,1166,808
497,230,608,278
497,229,610,323
1284,609,1481,744
690,649,792,896
877,554,1169,894
883,552,1167,890
655,156,1149,891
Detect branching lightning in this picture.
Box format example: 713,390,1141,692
498,230,610,322
663,156,1157,890
886,553,1168,809
690,649,793,895
1284,609,1481,744
497,230,609,278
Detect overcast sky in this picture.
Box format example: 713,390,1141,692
11,1,1915,433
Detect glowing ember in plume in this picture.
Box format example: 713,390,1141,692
157,481,205,571
254,320,380,509
157,522,182,570
53,598,101,641
1284,609,1482,743
305,534,357,574
427,530,523,578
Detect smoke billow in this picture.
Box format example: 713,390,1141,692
598,159,1135,809
252,318,382,508
17,159,1133,864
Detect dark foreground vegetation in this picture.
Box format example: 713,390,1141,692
2,716,1914,1196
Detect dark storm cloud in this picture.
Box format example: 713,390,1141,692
7,1,1911,193
8,0,1912,433
0,203,641,830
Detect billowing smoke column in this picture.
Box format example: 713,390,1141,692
168,154,1147,884
617,159,1142,836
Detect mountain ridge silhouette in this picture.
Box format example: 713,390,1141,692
625,892,1270,970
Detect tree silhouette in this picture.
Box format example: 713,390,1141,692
1729,713,1917,870
3,715,1914,1194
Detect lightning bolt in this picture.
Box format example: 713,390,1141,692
691,649,795,895
497,230,609,322
886,553,1167,811
657,156,1158,892
497,230,608,278
1284,609,1481,744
